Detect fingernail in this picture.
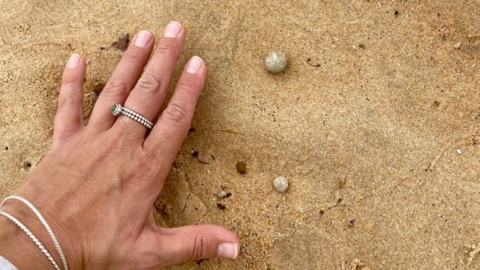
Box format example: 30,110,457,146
186,56,203,74
67,53,80,69
134,30,152,48
217,243,238,259
164,21,182,38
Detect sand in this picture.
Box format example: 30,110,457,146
1,0,480,269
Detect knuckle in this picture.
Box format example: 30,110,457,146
156,43,180,62
133,156,155,177
192,233,211,260
58,94,81,110
102,81,130,99
136,74,163,94
142,143,162,161
128,163,150,180
163,102,189,125
176,79,198,94
100,131,124,154
61,73,80,85
122,51,143,64
53,120,79,140
125,146,159,180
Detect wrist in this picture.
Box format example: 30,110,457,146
0,208,53,269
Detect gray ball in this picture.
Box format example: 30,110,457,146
265,52,287,73
273,176,289,193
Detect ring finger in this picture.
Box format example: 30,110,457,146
115,21,185,138
88,30,155,131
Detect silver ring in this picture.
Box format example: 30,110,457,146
111,104,153,130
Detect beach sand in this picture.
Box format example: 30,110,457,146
1,0,480,269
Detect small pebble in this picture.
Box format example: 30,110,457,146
453,42,462,49
217,189,232,199
236,161,247,174
218,190,228,198
217,186,232,199
217,202,227,210
217,190,229,198
273,176,289,193
265,52,287,73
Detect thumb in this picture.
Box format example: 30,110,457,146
151,224,240,266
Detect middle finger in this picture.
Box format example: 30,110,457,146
115,21,185,138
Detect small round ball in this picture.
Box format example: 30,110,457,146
265,52,287,73
236,161,247,174
273,176,289,193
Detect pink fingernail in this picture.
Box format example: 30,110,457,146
67,53,80,69
217,243,238,259
134,30,152,48
186,56,203,74
164,21,182,38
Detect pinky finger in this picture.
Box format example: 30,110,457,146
53,54,86,143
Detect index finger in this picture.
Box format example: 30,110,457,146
144,56,206,165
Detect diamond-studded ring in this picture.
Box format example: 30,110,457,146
111,104,153,130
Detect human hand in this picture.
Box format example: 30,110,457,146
0,21,239,269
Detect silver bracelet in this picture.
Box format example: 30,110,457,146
0,196,68,270
0,210,61,270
